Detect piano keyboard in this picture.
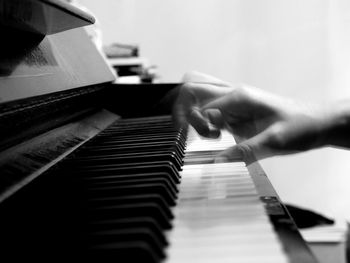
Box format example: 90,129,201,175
165,127,289,262
53,115,288,262
58,115,185,261
0,115,294,262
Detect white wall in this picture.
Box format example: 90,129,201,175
80,0,350,220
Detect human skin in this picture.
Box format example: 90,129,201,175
173,72,350,161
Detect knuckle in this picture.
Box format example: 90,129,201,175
228,85,251,103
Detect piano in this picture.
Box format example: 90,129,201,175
0,1,319,262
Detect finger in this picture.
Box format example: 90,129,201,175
201,94,232,113
171,85,195,129
202,108,225,129
214,145,243,163
189,107,221,138
172,103,187,129
214,131,274,163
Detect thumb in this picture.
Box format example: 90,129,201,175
214,131,273,163
189,107,221,138
202,108,225,129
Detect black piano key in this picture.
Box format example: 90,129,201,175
75,161,181,181
88,194,174,219
88,203,172,229
76,145,184,162
87,182,177,207
101,130,184,141
110,116,173,125
86,177,178,196
92,136,186,150
88,241,160,263
106,129,184,136
94,132,187,147
71,150,184,169
88,217,168,246
104,125,174,131
99,120,176,127
71,152,183,171
47,115,187,260
99,129,182,139
82,172,180,188
105,122,175,130
96,130,185,139
82,141,185,155
88,228,166,259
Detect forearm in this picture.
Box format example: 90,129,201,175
319,100,350,148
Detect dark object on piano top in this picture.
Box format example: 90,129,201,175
0,0,95,35
285,204,335,229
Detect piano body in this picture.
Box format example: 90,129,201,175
0,1,318,262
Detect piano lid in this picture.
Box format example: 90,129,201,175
0,1,116,105
0,0,95,35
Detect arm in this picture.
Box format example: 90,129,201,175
319,100,350,148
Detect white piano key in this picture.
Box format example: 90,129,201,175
164,127,289,263
185,127,237,152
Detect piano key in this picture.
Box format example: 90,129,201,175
88,217,168,246
74,161,181,181
107,119,174,128
88,228,166,259
82,141,185,155
82,172,179,188
80,143,184,159
111,115,173,124
71,152,183,171
88,194,174,219
88,203,172,229
87,182,177,206
95,131,186,140
87,177,178,197
72,151,184,169
164,138,289,263
101,127,182,136
104,120,175,128
93,139,186,152
36,116,292,262
91,137,186,151
88,241,160,263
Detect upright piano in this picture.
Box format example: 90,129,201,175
0,1,319,262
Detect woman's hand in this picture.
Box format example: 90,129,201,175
173,72,336,161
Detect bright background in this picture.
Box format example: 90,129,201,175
80,0,350,220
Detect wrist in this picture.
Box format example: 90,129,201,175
318,100,350,148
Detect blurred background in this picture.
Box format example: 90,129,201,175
79,0,350,222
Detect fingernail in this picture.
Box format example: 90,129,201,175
207,123,221,138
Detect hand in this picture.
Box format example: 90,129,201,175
202,85,327,161
172,71,234,138
173,72,331,161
